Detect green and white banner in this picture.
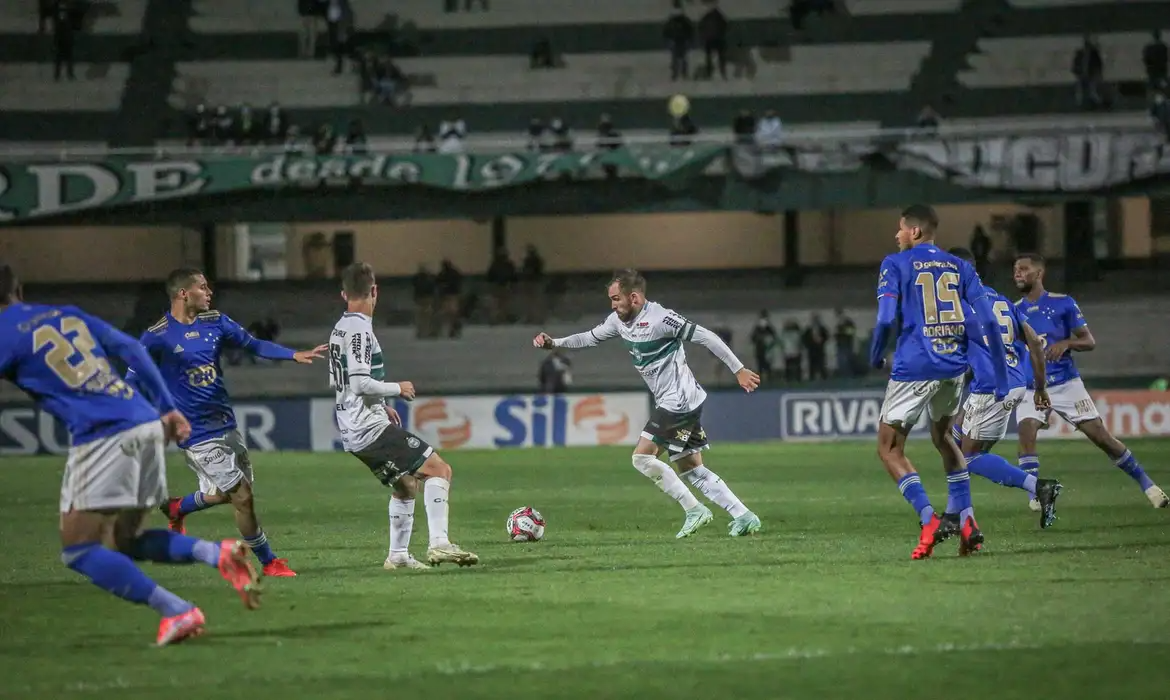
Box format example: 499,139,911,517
0,146,724,222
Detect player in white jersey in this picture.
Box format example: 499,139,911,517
329,263,478,569
533,269,762,539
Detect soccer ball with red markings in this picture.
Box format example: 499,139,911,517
506,506,545,542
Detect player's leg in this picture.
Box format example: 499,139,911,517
961,391,1062,528
383,475,428,570
159,451,230,535
414,453,479,566
671,422,760,537
877,380,947,559
1044,378,1167,507
925,377,983,556
1015,391,1049,512
635,407,712,537
193,433,294,576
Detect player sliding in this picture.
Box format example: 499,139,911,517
330,263,478,569
134,269,327,578
1012,253,1168,509
871,205,1013,559
0,264,261,646
947,247,1063,528
533,269,762,539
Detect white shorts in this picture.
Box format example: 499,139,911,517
962,387,1027,442
880,376,965,430
184,430,253,495
60,421,167,513
1014,377,1100,428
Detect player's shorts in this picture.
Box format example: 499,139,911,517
60,420,167,513
640,403,710,463
1015,377,1100,428
184,430,253,496
961,387,1027,442
351,424,435,486
880,376,965,431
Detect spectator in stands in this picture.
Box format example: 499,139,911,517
52,0,80,82
313,123,338,154
526,118,546,152
212,105,235,145
412,265,437,338
1072,35,1105,110
596,114,622,179
188,104,211,146
779,320,803,382
1151,79,1170,139
283,125,309,155
298,0,323,58
731,110,755,145
324,0,353,75
754,110,782,150
916,104,941,134
520,245,546,323
750,311,777,381
663,8,695,81
1145,30,1168,88
698,2,728,80
970,224,993,280
669,114,698,147
371,56,408,105
530,38,555,69
802,314,829,380
438,120,467,153
343,119,368,154
539,350,572,394
486,247,517,324
550,119,573,152
436,259,463,338
39,0,53,34
235,104,258,145
264,102,289,144
414,125,437,152
833,309,857,378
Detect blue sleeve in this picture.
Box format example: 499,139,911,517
869,295,898,368
1066,298,1087,331
875,256,900,300
221,314,297,361
79,313,177,414
970,293,1011,397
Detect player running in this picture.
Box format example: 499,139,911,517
1012,253,1168,509
533,269,763,539
329,262,478,569
947,247,1063,528
0,263,261,646
133,269,327,578
870,205,1013,560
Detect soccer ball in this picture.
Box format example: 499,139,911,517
506,506,545,542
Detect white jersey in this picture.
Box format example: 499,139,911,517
556,301,743,414
329,312,390,452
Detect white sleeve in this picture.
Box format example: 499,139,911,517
349,374,402,398
344,324,402,397
553,315,620,349
658,307,745,374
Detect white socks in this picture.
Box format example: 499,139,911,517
387,497,414,558
632,454,700,511
683,466,749,518
424,477,451,547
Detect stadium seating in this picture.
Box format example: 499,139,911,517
0,0,147,34
0,63,129,111
960,31,1169,89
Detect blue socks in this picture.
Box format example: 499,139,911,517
243,530,276,565
62,542,194,618
178,492,219,516
1115,450,1156,491
128,529,220,567
1018,453,1040,481
897,473,935,526
966,452,1037,496
946,469,974,524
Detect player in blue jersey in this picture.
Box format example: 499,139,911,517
946,248,1064,528
132,269,327,578
0,264,262,646
1012,253,1168,509
870,205,1013,560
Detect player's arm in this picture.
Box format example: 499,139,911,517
221,314,325,363
1020,319,1047,391
345,328,415,400
535,316,619,350
123,332,165,400
78,313,178,415
961,275,1011,399
869,258,899,369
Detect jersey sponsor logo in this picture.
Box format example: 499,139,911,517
662,314,684,330
350,333,362,359
173,344,184,353
406,436,420,449
413,399,472,449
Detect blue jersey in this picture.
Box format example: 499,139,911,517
1015,292,1086,388
135,310,295,448
0,304,164,446
876,244,988,382
963,287,1030,395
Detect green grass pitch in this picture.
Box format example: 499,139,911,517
2,440,1170,699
